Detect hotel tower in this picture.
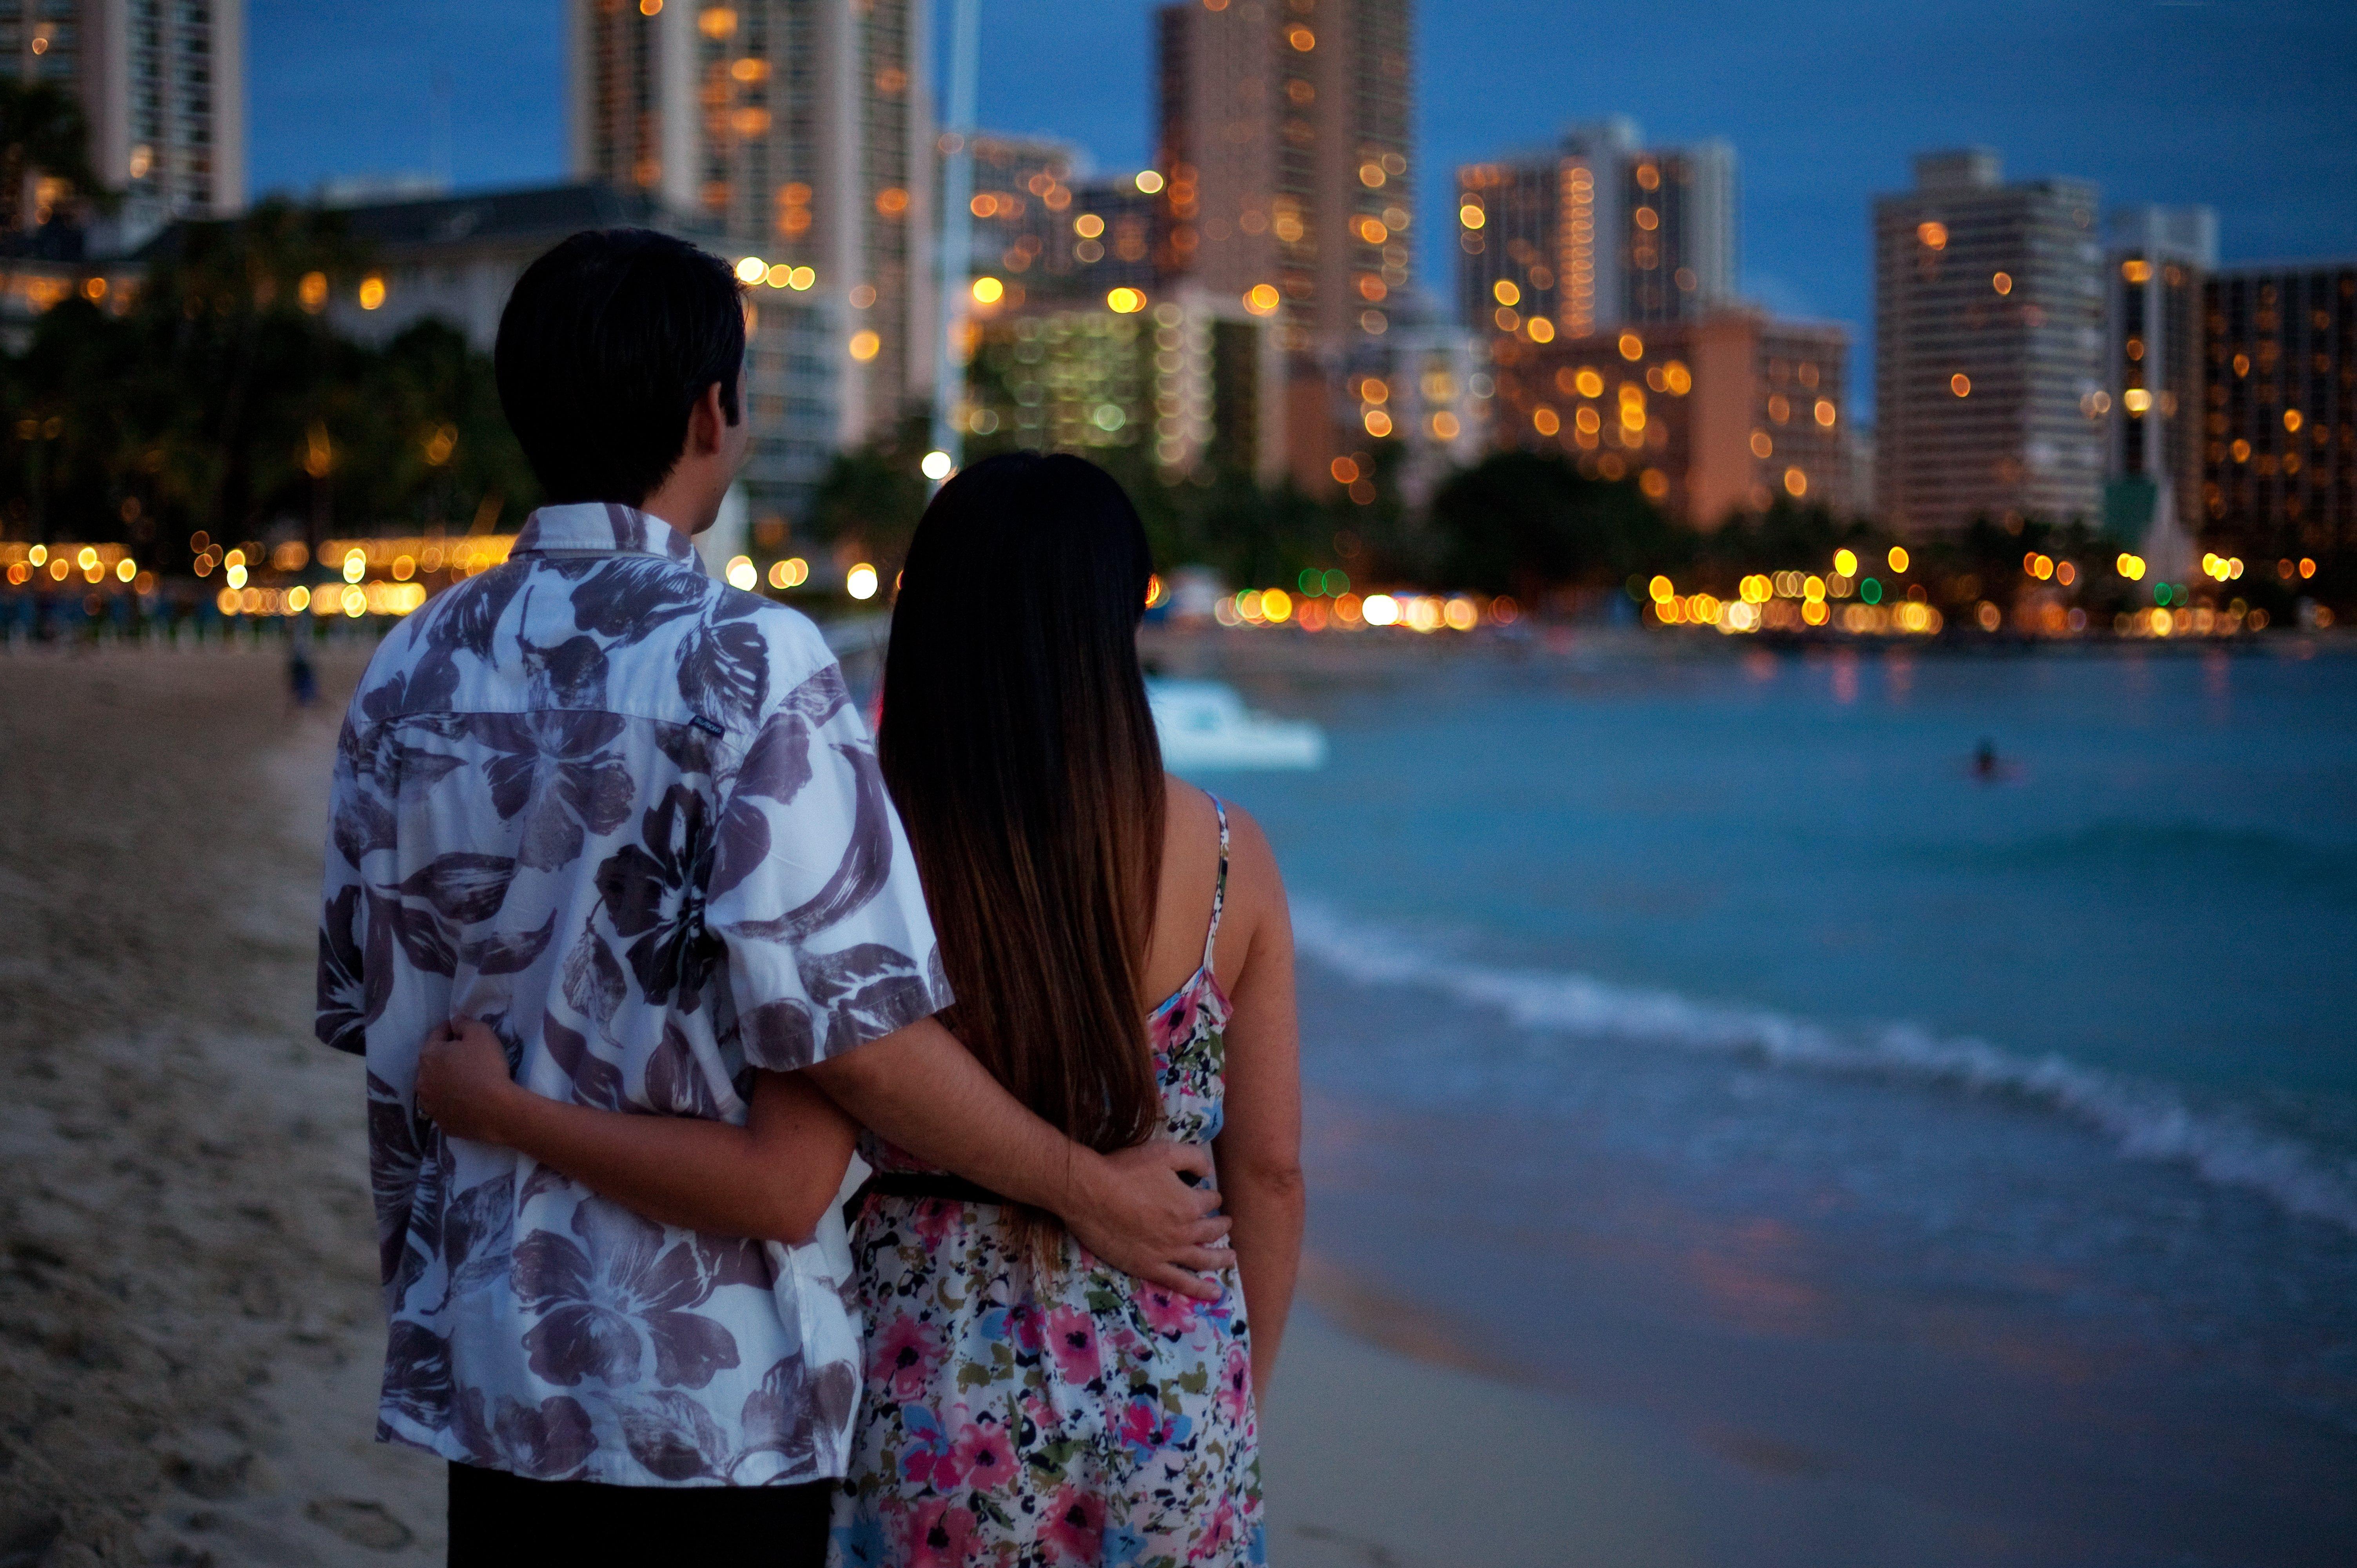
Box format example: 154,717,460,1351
1154,0,1415,488
569,0,932,443
4,0,246,243
1872,149,2105,535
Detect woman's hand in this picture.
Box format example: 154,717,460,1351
416,1018,523,1144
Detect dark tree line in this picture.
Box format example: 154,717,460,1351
4,201,536,572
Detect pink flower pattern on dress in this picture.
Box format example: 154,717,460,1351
829,801,1265,1566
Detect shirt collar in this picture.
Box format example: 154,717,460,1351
511,502,707,573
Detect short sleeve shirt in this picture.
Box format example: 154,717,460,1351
315,502,952,1487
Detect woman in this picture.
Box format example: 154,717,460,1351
421,452,1303,1565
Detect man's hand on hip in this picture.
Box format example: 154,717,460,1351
1062,1139,1234,1302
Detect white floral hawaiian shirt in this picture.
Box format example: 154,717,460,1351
316,501,951,1487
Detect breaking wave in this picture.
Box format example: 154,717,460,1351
1293,899,2357,1236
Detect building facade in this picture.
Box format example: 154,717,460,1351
4,0,245,244
568,0,930,443
1154,0,1414,489
314,182,839,535
1486,309,1849,526
962,283,1286,481
2201,261,2355,558
1872,149,2105,535
2104,205,2214,523
1455,119,1737,349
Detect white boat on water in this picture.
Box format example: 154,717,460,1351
1147,679,1327,771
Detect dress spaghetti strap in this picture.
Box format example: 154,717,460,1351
1202,795,1231,974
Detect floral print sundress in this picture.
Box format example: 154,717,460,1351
830,798,1263,1567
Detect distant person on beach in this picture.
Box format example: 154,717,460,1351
316,231,1228,1564
420,452,1304,1565
286,641,317,711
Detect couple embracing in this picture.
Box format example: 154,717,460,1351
314,228,1302,1566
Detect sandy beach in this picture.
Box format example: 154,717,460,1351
0,643,1629,1567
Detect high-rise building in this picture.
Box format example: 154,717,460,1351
4,0,246,243
1154,0,1413,487
1485,309,1849,525
2201,260,2355,557
1455,119,1737,348
1872,149,2105,535
569,0,931,443
2104,205,2214,521
961,138,1164,304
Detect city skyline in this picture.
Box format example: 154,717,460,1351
247,0,2357,409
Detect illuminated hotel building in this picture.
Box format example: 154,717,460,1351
2201,260,2355,557
1455,119,1736,347
1154,0,1414,488
1872,149,2105,535
2103,205,2213,523
4,0,246,244
569,0,931,443
1486,310,1848,526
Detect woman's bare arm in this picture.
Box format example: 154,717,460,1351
1208,805,1306,1397
417,1018,857,1244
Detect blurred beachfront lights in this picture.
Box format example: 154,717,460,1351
1324,568,1350,595
225,563,249,590
1618,332,1644,361
1918,221,1947,249
1493,279,1520,306
343,549,367,583
342,586,368,617
115,558,136,583
76,546,98,570
1459,204,1484,230
1833,548,1858,577
921,449,955,481
846,563,880,600
1861,577,1882,604
298,271,328,312
769,557,809,590
1444,597,1479,631
735,256,769,284
1136,171,1165,194
1362,593,1400,626
1803,575,1826,602
287,586,311,612
2117,553,2146,581
1262,588,1293,623
2123,388,2152,414
1950,373,1971,397
1244,284,1281,316
358,275,387,310
1648,576,1674,604
2299,557,2316,579
848,330,881,361
1107,287,1147,314
971,276,1004,304
725,555,759,591
1888,546,1910,573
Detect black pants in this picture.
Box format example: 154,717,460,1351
447,1463,832,1565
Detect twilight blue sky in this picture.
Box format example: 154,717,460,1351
253,0,2357,401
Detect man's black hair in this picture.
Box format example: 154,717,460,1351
495,228,745,507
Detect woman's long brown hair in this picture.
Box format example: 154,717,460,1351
877,452,1166,1171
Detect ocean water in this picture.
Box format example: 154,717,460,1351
1206,641,2357,1563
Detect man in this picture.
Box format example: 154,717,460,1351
315,229,1226,1561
